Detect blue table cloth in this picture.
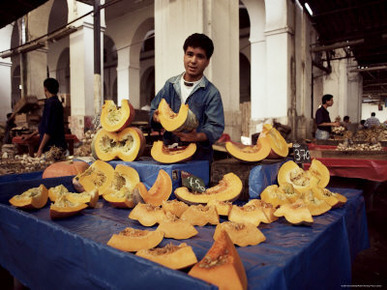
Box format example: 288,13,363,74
0,175,369,290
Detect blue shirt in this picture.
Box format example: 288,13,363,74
150,73,225,162
38,95,67,152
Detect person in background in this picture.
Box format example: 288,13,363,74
364,112,380,128
358,120,366,130
24,78,67,157
3,113,16,144
315,94,340,140
150,33,225,163
341,115,351,130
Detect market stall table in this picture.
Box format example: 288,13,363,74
0,176,369,289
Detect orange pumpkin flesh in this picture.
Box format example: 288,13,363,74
136,242,198,270
158,98,198,132
92,127,145,162
274,199,314,225
245,199,278,223
261,124,289,158
277,161,318,193
189,230,248,290
48,184,69,202
175,173,242,205
260,184,290,208
151,141,197,164
107,227,164,252
207,200,232,216
129,203,166,227
9,184,48,209
42,160,90,179
228,204,267,227
138,169,172,206
156,212,198,239
225,137,271,162
161,199,189,217
302,190,332,216
49,194,88,219
180,204,219,226
308,159,330,188
213,221,266,247
100,99,135,132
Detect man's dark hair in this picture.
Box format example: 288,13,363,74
44,78,59,94
183,33,214,59
343,116,350,122
371,112,376,117
322,94,333,104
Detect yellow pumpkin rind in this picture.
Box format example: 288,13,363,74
107,227,164,252
277,161,319,193
225,137,271,162
136,243,198,270
158,98,198,132
175,173,242,205
261,124,289,158
139,169,172,206
151,141,197,164
308,159,330,188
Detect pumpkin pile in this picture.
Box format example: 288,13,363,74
92,99,146,162
225,124,290,162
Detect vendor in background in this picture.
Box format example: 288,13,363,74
364,112,380,128
150,33,225,163
341,115,351,130
3,113,16,144
315,94,340,140
23,78,67,157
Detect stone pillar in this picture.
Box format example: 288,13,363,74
154,0,240,140
0,24,13,122
25,48,48,98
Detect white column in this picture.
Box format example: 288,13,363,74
0,24,13,122
26,48,48,98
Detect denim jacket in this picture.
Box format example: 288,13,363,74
150,73,225,161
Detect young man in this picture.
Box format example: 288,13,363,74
36,78,67,157
315,94,340,140
150,33,225,163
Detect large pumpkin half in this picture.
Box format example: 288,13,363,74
225,137,271,162
175,173,242,204
100,99,135,132
277,160,318,193
151,141,197,163
307,159,330,188
158,98,198,132
92,127,145,162
261,124,289,158
72,160,115,194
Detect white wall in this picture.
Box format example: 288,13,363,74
361,103,387,123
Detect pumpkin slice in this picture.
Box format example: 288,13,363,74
180,204,219,226
100,99,135,132
225,137,271,162
308,159,330,188
48,184,69,202
136,243,198,270
175,173,242,205
102,164,140,196
151,141,197,164
42,160,90,179
157,212,198,239
162,199,189,217
158,98,198,132
189,230,248,290
49,194,88,219
65,189,99,208
137,169,172,206
302,190,331,216
228,204,267,227
245,199,278,223
313,187,347,208
274,199,314,225
9,184,48,209
103,187,136,208
107,227,164,252
260,184,289,207
129,203,166,227
207,200,233,216
277,161,318,193
261,124,289,158
73,160,115,194
213,221,266,247
91,127,145,162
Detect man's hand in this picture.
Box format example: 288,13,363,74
174,129,207,142
332,122,341,127
153,109,160,123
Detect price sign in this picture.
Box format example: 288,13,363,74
181,171,206,193
293,143,311,163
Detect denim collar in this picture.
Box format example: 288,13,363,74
170,72,208,99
